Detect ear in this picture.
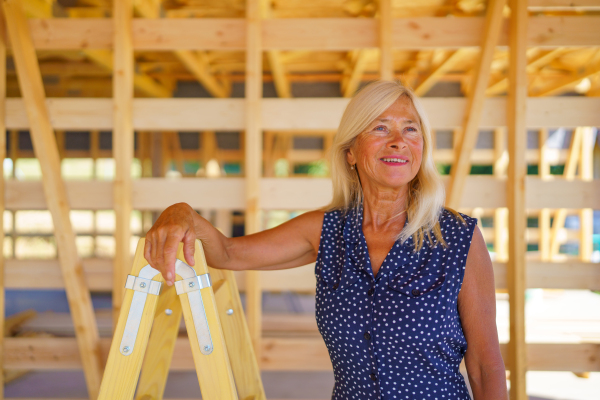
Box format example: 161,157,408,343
346,148,356,166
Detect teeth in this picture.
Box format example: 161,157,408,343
382,158,408,163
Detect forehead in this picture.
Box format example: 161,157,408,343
373,95,420,124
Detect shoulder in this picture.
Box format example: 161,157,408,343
439,208,478,235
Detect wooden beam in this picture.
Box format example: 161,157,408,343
112,0,134,327
528,0,600,10
378,0,393,80
342,49,373,97
4,176,599,211
538,128,551,261
413,49,467,96
1,1,103,398
173,50,230,98
0,5,6,399
579,127,594,261
21,0,171,98
17,17,600,51
6,97,600,131
261,0,291,97
3,337,600,372
531,49,600,97
506,0,529,397
5,259,599,292
245,0,263,356
83,49,171,97
549,128,582,258
486,48,570,96
446,0,506,208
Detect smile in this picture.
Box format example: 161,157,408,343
380,158,408,164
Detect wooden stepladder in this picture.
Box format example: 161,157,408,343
99,239,266,400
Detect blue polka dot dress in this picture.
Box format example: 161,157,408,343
315,206,477,399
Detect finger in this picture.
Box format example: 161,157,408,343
144,237,152,267
163,233,182,286
154,229,171,284
183,229,196,266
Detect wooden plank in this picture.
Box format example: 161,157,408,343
245,0,263,357
1,1,103,398
378,0,393,80
4,177,599,211
6,259,598,292
112,0,134,326
6,97,600,131
18,17,600,51
4,337,600,372
0,5,6,398
506,0,529,397
528,0,600,11
446,0,506,208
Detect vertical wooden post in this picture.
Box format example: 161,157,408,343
113,0,134,325
550,128,582,258
0,6,5,399
379,0,393,80
506,0,528,398
538,128,551,261
2,1,103,398
245,0,263,355
579,127,594,261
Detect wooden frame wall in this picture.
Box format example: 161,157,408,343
1,2,599,399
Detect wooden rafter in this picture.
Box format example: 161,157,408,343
22,0,171,98
413,49,467,96
446,0,506,208
2,1,103,398
531,49,600,96
262,0,291,97
342,49,373,97
129,1,228,98
173,50,230,98
379,0,393,80
486,47,571,96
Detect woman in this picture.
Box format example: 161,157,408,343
144,80,508,399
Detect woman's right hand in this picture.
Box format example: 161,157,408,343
144,202,197,286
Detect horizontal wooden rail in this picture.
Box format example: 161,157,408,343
6,98,600,131
17,17,600,51
5,177,599,210
5,259,599,291
4,337,599,372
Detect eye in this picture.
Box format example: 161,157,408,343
373,125,388,132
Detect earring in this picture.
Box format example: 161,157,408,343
350,164,355,170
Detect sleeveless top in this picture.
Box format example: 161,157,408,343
315,207,477,399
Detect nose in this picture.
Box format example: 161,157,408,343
387,129,408,149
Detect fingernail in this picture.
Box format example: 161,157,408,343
166,272,172,280
167,280,173,286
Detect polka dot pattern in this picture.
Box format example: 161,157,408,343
315,207,477,399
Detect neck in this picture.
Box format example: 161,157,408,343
361,184,409,231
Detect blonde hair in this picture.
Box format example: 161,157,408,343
327,80,452,251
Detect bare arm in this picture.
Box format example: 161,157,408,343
458,226,508,400
144,202,324,286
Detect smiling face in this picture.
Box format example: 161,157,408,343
346,95,424,194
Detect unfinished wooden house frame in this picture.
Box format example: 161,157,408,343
1,0,600,399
